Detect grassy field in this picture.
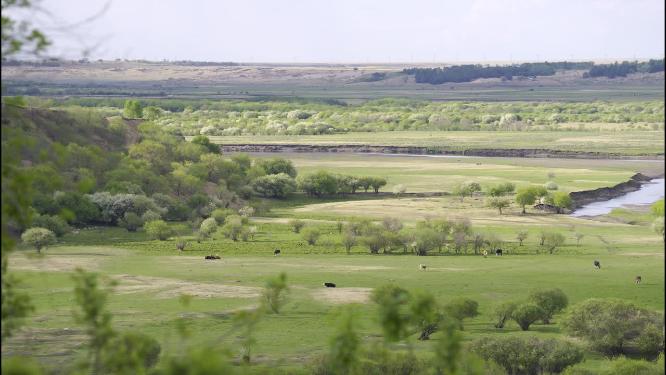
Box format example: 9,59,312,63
210,130,666,155
247,152,664,192
3,148,664,373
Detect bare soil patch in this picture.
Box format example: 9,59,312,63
112,274,262,299
10,255,101,272
311,287,373,304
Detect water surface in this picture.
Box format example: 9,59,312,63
571,178,664,217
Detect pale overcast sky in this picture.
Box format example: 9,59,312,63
20,0,666,62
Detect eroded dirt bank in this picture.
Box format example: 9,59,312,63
220,144,664,160
570,173,662,208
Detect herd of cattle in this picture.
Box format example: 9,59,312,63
201,250,642,285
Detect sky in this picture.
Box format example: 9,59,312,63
16,0,666,63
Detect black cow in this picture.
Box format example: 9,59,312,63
205,255,221,260
274,249,281,256
324,282,336,288
495,249,503,256
593,260,601,269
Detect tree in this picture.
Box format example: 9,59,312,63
144,220,173,241
256,158,297,178
487,182,515,197
31,214,70,237
493,301,518,329
515,187,537,214
123,100,143,119
487,197,511,215
72,269,115,373
472,336,583,375
302,227,320,245
222,215,243,241
289,219,305,233
392,184,406,197
341,231,357,254
529,288,568,324
369,177,387,193
413,228,439,256
409,291,441,340
232,307,263,364
262,273,288,314
516,231,528,246
552,192,573,213
190,135,220,154
452,183,473,202
371,285,411,343
20,228,56,253
297,171,338,196
326,308,360,373
511,303,546,331
101,332,161,374
251,173,297,198
199,217,217,239
574,232,584,246
443,298,479,329
563,298,664,356
543,232,566,254
119,212,143,232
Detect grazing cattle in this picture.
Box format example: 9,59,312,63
635,276,642,284
419,264,427,271
273,249,281,256
495,249,503,256
205,255,221,260
323,282,336,288
593,260,601,269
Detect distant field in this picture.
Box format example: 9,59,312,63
247,152,664,193
210,130,666,155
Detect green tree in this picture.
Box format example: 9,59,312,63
515,187,537,214
256,158,297,178
30,214,70,237
119,212,143,232
72,269,116,373
302,227,321,245
123,100,143,119
487,197,511,215
327,308,361,374
516,230,528,246
552,192,573,213
341,231,357,254
199,217,218,239
493,301,518,329
409,290,441,340
232,308,263,364
262,272,289,314
20,228,56,253
529,288,568,324
190,135,221,154
369,177,388,193
543,232,566,254
511,303,546,331
371,285,411,343
251,173,297,198
443,298,479,330
144,220,173,241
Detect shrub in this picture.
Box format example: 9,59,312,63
251,173,297,198
31,214,70,237
222,216,243,241
289,219,305,233
552,192,573,213
119,212,143,232
210,208,234,224
443,298,479,329
563,298,665,356
21,228,56,253
603,356,665,375
487,197,511,215
238,206,255,217
101,332,161,373
529,288,568,324
256,158,297,177
545,181,559,190
302,227,320,245
341,231,357,254
493,301,518,329
262,273,288,314
511,303,546,331
371,285,411,343
542,232,566,254
472,336,584,375
144,220,173,241
199,217,218,239
392,184,406,197
175,239,187,251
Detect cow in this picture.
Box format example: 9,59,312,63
495,249,503,256
273,249,281,256
323,282,336,288
593,260,601,269
635,276,642,284
419,264,427,271
205,255,221,260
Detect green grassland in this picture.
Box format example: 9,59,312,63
5,178,664,372
210,130,666,155
246,152,664,193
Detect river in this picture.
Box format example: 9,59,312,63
570,178,665,217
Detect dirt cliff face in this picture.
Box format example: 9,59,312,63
569,173,656,208
220,144,664,160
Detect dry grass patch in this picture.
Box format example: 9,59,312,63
112,274,262,299
310,287,372,304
